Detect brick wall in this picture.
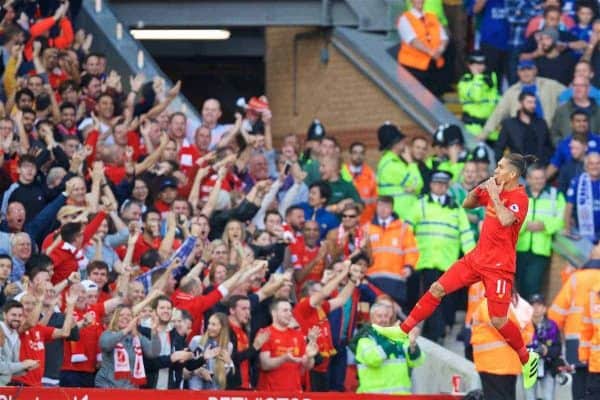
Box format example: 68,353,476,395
265,26,425,161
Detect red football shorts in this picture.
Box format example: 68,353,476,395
437,254,513,318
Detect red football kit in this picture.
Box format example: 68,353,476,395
437,185,528,315
257,325,306,391
402,184,532,365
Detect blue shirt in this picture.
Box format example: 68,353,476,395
468,0,509,50
506,0,542,50
566,175,600,241
559,86,600,105
550,133,600,168
298,202,339,240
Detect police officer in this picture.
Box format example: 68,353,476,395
426,124,468,181
406,170,475,342
376,122,423,219
458,51,500,143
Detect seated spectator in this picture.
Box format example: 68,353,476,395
494,91,553,164
529,27,577,85
558,60,600,104
521,5,582,59
565,151,600,243
551,76,600,144
397,0,448,97
547,109,600,177
458,51,499,140
480,60,565,142
557,134,587,193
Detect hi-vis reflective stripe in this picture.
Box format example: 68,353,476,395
583,316,592,324
591,345,600,351
472,341,507,352
372,247,406,255
580,340,591,348
565,333,581,340
416,232,458,240
362,197,377,205
370,386,412,394
359,343,387,361
592,318,600,325
549,304,568,315
419,221,460,231
357,357,407,369
569,306,584,313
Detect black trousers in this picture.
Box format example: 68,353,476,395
404,62,446,98
575,367,589,400
479,372,517,400
585,372,600,400
420,268,457,343
310,370,329,392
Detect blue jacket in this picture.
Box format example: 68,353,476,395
298,202,339,239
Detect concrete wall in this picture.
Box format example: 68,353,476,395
265,26,425,157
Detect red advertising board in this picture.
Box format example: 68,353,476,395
0,388,462,400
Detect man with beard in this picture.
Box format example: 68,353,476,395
0,300,40,385
494,92,553,165
531,27,576,86
140,295,197,389
226,295,270,389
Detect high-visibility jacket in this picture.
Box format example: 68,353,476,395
398,11,445,71
458,72,499,139
580,281,600,372
465,282,486,328
406,195,475,272
341,163,378,225
548,268,600,366
471,299,534,375
376,151,423,220
425,156,465,184
366,218,419,280
354,324,424,394
448,183,485,240
516,186,565,257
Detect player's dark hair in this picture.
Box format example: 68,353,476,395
505,153,538,177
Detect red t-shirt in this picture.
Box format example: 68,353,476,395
290,244,324,283
292,297,335,373
470,185,528,272
13,325,55,386
62,302,105,373
257,325,306,391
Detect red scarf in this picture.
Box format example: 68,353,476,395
337,226,362,258
114,335,146,386
230,322,251,389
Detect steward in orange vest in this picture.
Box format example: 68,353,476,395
397,0,448,97
341,142,377,225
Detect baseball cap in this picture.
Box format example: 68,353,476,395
517,60,536,70
529,293,545,305
159,177,178,191
80,280,98,292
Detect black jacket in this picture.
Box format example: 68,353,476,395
139,326,204,389
226,323,259,389
495,113,553,164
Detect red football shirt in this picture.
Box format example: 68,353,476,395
13,324,55,386
257,325,306,391
293,297,335,373
470,185,528,272
62,302,105,373
290,244,324,283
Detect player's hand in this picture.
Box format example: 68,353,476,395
484,177,503,200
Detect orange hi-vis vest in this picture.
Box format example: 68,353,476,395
465,282,486,328
398,11,445,71
549,269,600,345
342,163,378,225
471,299,534,375
579,281,600,372
366,219,419,280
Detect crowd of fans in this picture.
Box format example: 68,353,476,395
0,0,600,399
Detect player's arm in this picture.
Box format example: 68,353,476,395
462,187,482,209
487,180,517,226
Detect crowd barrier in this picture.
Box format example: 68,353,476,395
0,387,462,400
